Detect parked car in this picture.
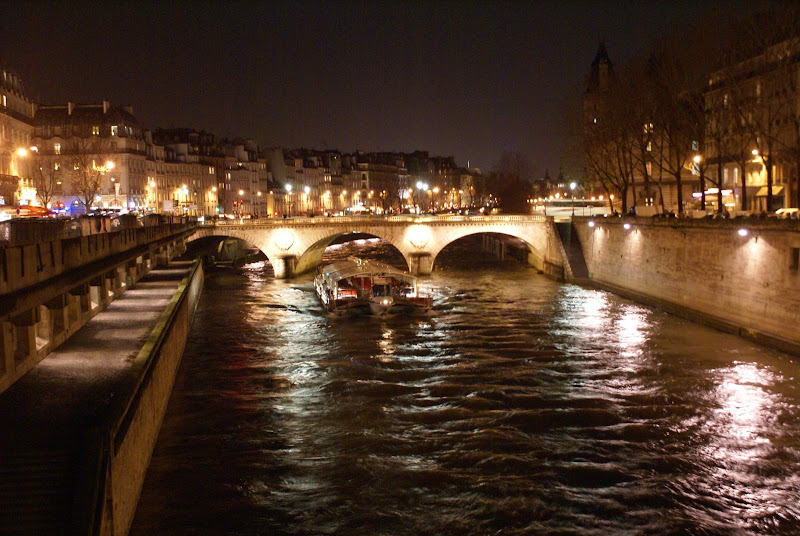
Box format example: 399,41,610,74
775,208,799,219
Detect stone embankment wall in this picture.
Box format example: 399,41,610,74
88,260,204,536
573,217,800,351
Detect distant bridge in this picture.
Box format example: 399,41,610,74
190,215,568,278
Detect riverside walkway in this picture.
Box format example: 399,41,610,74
0,260,195,535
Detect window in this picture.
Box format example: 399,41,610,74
92,126,100,136
209,166,215,174
646,162,652,176
54,142,61,154
54,162,60,171
691,140,699,151
111,125,118,136
1,95,6,107
643,122,653,134
646,141,652,152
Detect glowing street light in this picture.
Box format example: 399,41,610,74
570,181,577,216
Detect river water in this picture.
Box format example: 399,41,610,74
131,237,800,535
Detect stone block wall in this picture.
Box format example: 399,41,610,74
573,218,800,347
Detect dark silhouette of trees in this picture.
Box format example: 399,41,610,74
489,151,535,214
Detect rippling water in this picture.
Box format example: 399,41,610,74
131,237,800,535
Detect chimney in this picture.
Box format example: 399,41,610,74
67,101,74,115
102,100,110,113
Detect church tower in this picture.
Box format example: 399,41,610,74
583,41,614,128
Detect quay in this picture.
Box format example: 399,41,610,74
0,258,203,536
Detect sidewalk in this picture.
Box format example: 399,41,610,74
0,260,193,535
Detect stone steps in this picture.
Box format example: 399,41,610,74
556,221,589,279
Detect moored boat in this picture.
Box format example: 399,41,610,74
314,258,432,315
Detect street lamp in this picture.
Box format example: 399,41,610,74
148,180,157,211
285,183,293,217
570,182,577,216
693,154,706,211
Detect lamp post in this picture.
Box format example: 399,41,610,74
149,180,157,211
101,160,115,209
570,181,577,216
285,183,293,217
693,154,705,211
416,181,428,213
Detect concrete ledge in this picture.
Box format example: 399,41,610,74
578,277,800,357
81,259,204,536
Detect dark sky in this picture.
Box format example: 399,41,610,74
1,1,757,175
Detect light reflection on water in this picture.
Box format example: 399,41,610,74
131,237,800,535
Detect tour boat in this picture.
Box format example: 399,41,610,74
314,258,432,315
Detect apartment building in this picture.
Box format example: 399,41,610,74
0,68,35,206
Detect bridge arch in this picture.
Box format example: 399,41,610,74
186,229,275,269
295,231,410,274
431,231,537,268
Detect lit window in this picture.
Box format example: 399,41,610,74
111,125,118,136
54,162,60,171
646,141,652,152
691,140,699,151
54,142,61,154
1,95,6,107
92,126,100,136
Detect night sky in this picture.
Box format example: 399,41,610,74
2,1,757,175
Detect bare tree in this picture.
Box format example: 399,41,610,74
30,150,61,208
647,46,701,215
490,152,535,214
68,137,113,209
583,72,640,214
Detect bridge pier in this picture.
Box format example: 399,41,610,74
273,255,297,279
408,253,434,276
11,309,38,366
45,294,70,342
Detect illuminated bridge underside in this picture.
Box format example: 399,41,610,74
190,216,565,278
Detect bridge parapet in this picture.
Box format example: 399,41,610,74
0,218,197,395
0,216,195,296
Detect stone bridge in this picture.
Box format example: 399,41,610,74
189,215,567,278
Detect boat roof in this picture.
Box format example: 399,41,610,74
319,258,414,282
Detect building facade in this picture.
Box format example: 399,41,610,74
0,67,35,206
